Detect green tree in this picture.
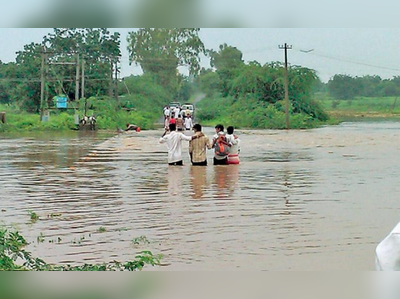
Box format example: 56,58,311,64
13,42,43,111
327,74,360,100
356,75,381,97
198,69,221,97
43,28,121,99
207,44,245,97
208,43,244,71
8,28,121,111
127,28,205,93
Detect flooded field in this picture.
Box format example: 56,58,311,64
1,122,400,270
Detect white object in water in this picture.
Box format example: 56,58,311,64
376,222,400,270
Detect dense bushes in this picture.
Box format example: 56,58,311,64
196,95,326,129
196,60,329,129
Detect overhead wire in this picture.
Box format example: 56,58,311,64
2,47,400,81
293,48,400,73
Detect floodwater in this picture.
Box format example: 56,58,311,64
1,122,400,270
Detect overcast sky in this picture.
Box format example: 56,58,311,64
1,28,400,82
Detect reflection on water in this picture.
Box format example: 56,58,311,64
190,166,208,199
168,166,184,196
2,122,400,270
212,165,239,200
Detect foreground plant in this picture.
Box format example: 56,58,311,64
28,211,39,222
0,228,162,271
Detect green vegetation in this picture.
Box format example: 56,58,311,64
0,227,161,271
132,236,150,245
316,93,400,118
0,83,166,132
196,45,330,129
0,28,203,132
28,211,39,222
98,226,106,233
327,75,400,100
127,28,205,93
8,28,398,132
0,29,120,113
197,95,336,129
36,232,45,243
313,74,400,118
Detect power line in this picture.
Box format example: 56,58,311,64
295,49,400,73
0,76,114,82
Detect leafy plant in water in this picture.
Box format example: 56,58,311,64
37,232,45,243
98,227,106,233
132,236,150,245
0,228,162,271
28,210,39,222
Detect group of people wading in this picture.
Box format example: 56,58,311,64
163,105,193,132
159,123,241,166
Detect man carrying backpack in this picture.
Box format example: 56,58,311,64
212,124,231,165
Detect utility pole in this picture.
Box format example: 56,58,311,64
278,43,292,129
81,55,85,100
75,53,80,103
109,59,114,98
40,50,45,121
81,55,87,115
114,60,120,108
45,54,49,109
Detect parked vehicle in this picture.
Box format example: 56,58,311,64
181,104,195,118
169,102,181,109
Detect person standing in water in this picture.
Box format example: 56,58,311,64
212,124,231,165
189,124,212,166
176,115,185,131
159,123,197,166
225,126,240,164
184,115,193,131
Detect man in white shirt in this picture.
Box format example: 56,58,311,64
159,123,196,165
184,115,193,130
164,106,170,118
175,106,181,118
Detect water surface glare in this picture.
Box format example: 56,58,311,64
1,122,399,270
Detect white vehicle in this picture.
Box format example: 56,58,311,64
181,104,195,118
376,221,400,270
169,102,181,109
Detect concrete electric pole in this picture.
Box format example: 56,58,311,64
278,43,292,129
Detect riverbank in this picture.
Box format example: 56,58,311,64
327,110,400,119
320,96,400,119
0,101,157,132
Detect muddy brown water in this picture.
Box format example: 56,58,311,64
1,122,400,270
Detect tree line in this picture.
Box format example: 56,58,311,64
0,28,205,113
0,28,121,112
325,74,400,100
0,28,327,127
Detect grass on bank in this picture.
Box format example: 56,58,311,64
0,96,158,132
318,94,400,117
